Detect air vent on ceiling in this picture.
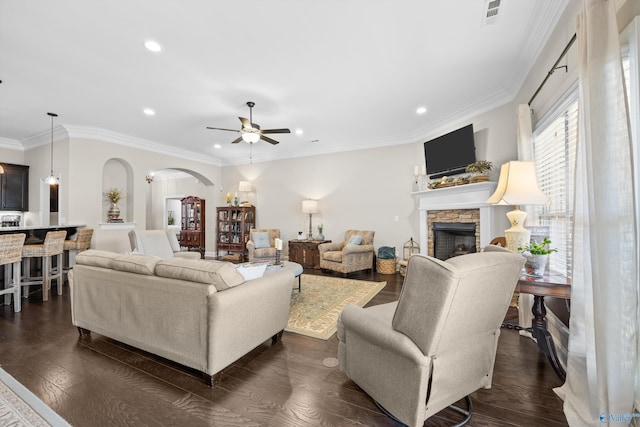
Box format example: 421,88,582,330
482,0,501,26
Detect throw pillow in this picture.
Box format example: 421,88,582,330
347,235,363,246
252,232,271,249
236,263,268,281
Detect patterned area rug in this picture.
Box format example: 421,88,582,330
286,274,386,340
0,367,71,427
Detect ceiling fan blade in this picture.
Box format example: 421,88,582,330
230,136,243,144
261,128,291,134
260,135,280,145
206,126,239,133
239,117,251,128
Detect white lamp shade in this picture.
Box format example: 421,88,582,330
239,181,252,192
486,161,549,206
302,199,319,213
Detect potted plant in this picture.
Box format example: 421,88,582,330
466,160,493,182
518,238,557,277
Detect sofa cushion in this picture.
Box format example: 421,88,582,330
75,249,118,269
155,258,245,291
252,232,271,249
323,251,343,262
236,263,268,281
113,254,162,276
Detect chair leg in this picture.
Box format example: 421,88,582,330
3,266,10,306
12,261,21,313
42,256,50,302
56,253,63,295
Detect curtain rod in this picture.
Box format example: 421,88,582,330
528,33,577,106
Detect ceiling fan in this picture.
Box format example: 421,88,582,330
206,101,290,145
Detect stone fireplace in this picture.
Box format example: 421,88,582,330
414,182,502,257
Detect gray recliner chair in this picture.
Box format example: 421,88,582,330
337,246,524,427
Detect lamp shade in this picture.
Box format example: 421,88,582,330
486,161,549,206
302,199,319,213
239,181,252,192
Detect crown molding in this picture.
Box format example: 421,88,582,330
0,137,23,151
62,125,223,167
502,0,570,98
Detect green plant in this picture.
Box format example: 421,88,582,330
465,160,493,174
518,238,557,255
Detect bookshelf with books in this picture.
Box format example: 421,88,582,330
216,206,255,262
179,196,205,258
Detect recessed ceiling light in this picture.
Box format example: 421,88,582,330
295,129,303,135
416,106,427,115
143,40,162,52
143,108,155,116
214,144,222,149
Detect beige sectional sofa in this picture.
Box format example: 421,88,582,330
69,250,294,385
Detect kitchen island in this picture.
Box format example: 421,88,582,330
0,224,86,243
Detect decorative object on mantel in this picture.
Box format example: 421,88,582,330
519,238,556,277
486,161,550,252
413,165,428,191
427,175,470,189
104,188,123,222
465,160,493,183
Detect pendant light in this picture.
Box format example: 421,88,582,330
46,112,59,186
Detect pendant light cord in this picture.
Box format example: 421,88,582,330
47,112,58,183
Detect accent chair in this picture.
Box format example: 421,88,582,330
246,229,280,262
318,230,375,276
337,246,524,427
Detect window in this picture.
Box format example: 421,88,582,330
531,88,578,278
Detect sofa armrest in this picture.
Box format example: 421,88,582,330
207,269,294,374
342,244,375,256
174,251,202,260
319,241,344,254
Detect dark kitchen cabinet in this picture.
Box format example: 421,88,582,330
0,163,29,211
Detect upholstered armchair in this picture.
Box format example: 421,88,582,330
318,230,375,276
337,247,524,427
128,230,201,259
246,229,280,262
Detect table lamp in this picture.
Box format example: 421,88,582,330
486,161,549,251
239,181,252,206
302,199,319,240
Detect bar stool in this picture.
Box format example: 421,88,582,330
21,230,66,302
0,233,26,312
62,228,93,280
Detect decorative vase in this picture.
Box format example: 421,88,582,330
523,253,548,277
107,202,120,221
316,232,324,240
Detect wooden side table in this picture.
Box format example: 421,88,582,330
288,239,330,269
515,273,571,381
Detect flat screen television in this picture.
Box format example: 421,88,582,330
423,124,476,179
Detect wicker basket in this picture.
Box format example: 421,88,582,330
376,258,397,275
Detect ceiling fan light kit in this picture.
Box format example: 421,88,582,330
206,101,291,146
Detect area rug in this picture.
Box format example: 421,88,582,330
286,274,386,340
0,367,71,427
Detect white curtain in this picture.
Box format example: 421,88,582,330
554,0,639,425
516,104,534,337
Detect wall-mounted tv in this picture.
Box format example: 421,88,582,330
423,124,476,179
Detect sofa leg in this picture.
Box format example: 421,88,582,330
77,327,91,337
203,372,223,387
271,330,284,344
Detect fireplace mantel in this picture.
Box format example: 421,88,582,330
413,182,500,256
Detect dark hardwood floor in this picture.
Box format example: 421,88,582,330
0,269,567,426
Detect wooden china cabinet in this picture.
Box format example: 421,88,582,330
216,206,255,262
179,196,205,258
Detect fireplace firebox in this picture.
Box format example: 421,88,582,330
433,222,477,260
